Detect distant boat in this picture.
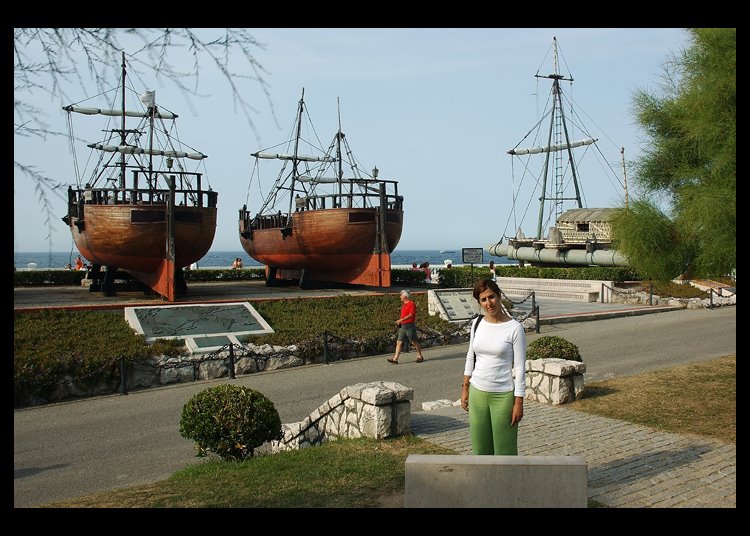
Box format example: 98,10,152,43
439,250,455,254
488,37,627,267
238,89,404,288
62,52,218,300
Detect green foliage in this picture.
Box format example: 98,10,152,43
13,268,267,287
526,336,582,362
13,293,453,405
439,264,639,285
179,384,282,461
183,268,266,282
14,270,87,287
13,310,187,406
627,28,735,278
248,293,451,348
647,280,708,299
14,265,642,289
391,268,428,286
497,264,639,282
612,199,694,280
150,338,188,357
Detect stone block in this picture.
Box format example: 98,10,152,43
525,358,585,405
405,455,587,508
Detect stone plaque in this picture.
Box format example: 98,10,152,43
428,289,480,322
125,302,274,353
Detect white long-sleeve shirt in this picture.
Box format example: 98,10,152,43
464,316,526,397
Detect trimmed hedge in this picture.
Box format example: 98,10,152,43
526,336,582,362
180,384,282,461
14,268,267,287
14,265,643,288
437,265,641,289
14,270,87,287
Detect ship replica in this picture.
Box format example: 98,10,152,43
62,52,218,301
489,37,628,267
238,89,403,288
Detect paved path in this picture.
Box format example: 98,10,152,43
412,402,736,508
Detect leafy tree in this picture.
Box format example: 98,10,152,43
14,28,273,247
615,28,735,279
612,199,698,280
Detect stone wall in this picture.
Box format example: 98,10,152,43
525,358,586,405
270,381,413,453
610,288,736,308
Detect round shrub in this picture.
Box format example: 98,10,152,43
526,335,582,362
179,384,282,461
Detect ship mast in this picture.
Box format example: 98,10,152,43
336,97,343,201
119,52,127,192
286,88,306,228
532,36,584,240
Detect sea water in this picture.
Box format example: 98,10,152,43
14,249,513,270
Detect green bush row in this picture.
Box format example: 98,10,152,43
14,270,87,286
436,265,641,289
14,268,268,287
13,294,453,407
14,265,642,288
183,268,267,282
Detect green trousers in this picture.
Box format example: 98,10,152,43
468,385,518,455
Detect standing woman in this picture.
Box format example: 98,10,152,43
488,260,497,281
461,278,526,455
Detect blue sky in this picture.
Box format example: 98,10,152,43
14,28,690,254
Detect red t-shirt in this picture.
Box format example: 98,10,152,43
401,300,416,324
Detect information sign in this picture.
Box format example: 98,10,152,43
462,247,484,264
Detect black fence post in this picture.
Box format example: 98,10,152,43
709,289,714,309
228,344,236,379
535,305,540,334
531,291,536,314
323,331,330,364
649,282,653,306
119,355,128,395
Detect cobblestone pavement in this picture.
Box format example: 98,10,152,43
411,402,736,508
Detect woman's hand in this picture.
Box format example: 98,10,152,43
461,387,469,412
510,396,524,426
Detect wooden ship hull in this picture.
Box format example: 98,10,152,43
240,207,402,286
240,88,405,288
65,187,218,300
62,52,218,301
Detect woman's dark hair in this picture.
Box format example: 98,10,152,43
473,277,502,300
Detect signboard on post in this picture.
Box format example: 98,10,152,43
462,247,484,284
462,248,484,264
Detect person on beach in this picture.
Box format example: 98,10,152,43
488,260,497,281
411,262,420,271
75,255,85,271
461,278,525,455
232,257,243,269
387,289,425,364
420,262,431,283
